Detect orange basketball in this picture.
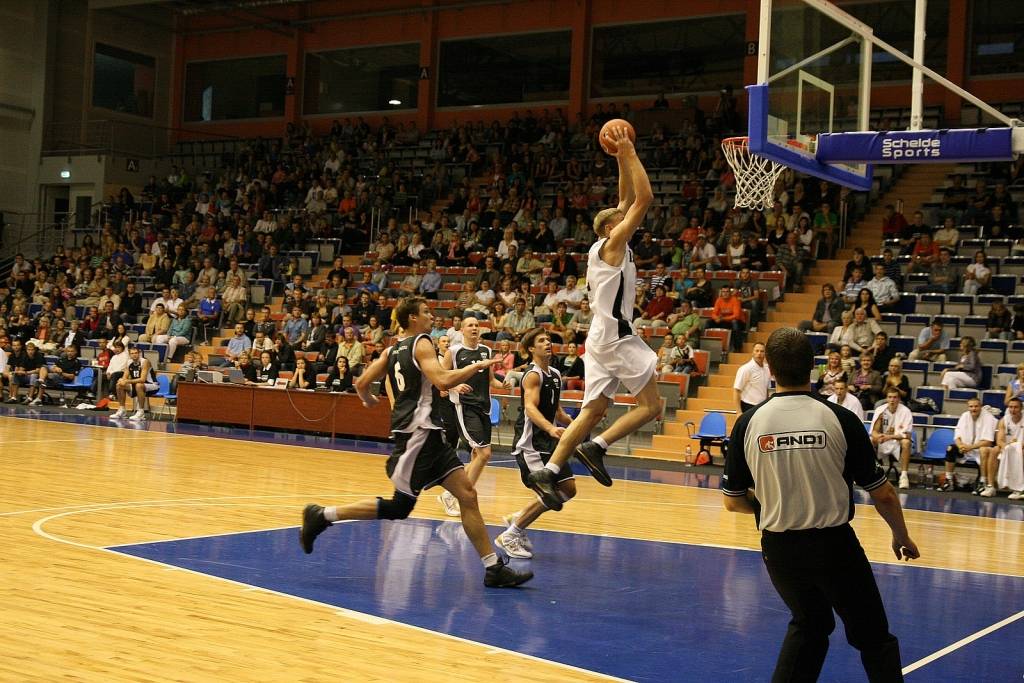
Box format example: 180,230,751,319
599,118,636,155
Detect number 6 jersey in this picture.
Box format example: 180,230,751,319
387,333,443,433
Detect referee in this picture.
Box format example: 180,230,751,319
722,328,919,683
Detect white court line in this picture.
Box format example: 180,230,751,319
902,609,1024,676
30,507,629,683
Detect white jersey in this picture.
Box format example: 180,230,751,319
1003,416,1024,445
585,238,637,346
828,392,865,421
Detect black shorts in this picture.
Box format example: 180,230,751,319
436,399,460,451
387,428,464,497
454,403,492,449
514,449,575,488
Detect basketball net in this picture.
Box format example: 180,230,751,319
721,137,786,211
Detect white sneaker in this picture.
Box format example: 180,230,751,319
29,397,42,406
438,491,460,517
501,512,532,552
111,408,127,418
495,531,533,559
980,485,997,498
1008,491,1024,500
129,409,147,421
898,472,910,490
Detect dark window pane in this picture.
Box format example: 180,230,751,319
438,31,570,107
591,16,745,98
93,43,156,118
184,56,286,122
304,43,419,114
970,0,1024,76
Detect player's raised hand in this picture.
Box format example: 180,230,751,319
610,126,635,156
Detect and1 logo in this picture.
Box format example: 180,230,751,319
757,431,826,453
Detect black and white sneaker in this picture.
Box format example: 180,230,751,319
971,480,985,496
484,557,533,588
575,441,612,487
526,469,563,511
938,477,955,492
299,504,331,554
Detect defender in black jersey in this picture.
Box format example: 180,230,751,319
437,316,507,517
299,297,532,588
723,328,918,681
495,328,575,559
112,346,159,421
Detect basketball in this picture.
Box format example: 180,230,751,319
598,118,636,155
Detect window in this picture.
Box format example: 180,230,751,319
92,44,156,118
438,31,571,107
304,43,419,114
970,0,1024,76
183,55,286,122
591,16,746,98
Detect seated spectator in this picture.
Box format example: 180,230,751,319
111,345,158,421
1004,362,1024,405
497,298,535,342
672,267,695,299
647,262,673,292
908,319,948,362
555,274,585,314
418,260,442,299
671,337,699,374
323,356,355,393
868,331,896,373
910,233,940,272
120,282,143,321
845,307,882,353
774,231,804,291
465,279,496,320
283,306,309,346
987,300,1013,340
940,397,997,494
549,301,575,343
287,357,313,390
881,203,910,243
232,351,257,384
962,250,992,295
338,326,365,374
853,288,882,322
798,283,845,333
865,264,900,311
682,266,713,309
742,234,769,272
634,231,661,270
516,248,545,285
915,247,959,293
569,297,593,341
138,303,171,343
635,285,674,330
711,286,745,352
828,377,865,420
214,323,251,367
491,339,515,383
302,313,328,355
871,387,914,488
881,358,912,402
3,340,46,405
940,336,982,389
171,351,204,393
842,266,868,305
250,350,280,386
829,309,854,348
932,216,960,248
846,347,881,403
815,349,846,397
689,234,717,271
879,248,904,289
557,341,585,379
221,275,247,325
656,333,681,374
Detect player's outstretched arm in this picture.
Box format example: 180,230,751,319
616,143,635,214
603,129,652,263
415,336,500,390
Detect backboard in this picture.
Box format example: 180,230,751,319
748,0,1023,192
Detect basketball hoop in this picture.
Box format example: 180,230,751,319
722,137,786,211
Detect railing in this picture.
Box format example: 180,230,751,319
42,120,241,159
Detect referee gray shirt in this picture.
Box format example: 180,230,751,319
722,391,888,532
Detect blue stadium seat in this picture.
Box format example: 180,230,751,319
931,414,959,427
915,385,945,413
922,427,956,462
982,390,1005,413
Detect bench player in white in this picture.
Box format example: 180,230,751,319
527,125,659,510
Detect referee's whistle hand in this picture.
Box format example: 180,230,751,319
892,537,921,561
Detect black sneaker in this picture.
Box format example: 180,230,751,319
484,557,534,588
575,441,613,487
299,504,330,554
938,477,955,492
526,469,563,511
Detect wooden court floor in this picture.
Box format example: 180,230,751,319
2,415,1023,681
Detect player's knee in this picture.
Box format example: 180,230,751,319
376,492,417,520
945,444,959,463
473,446,491,463
453,485,478,510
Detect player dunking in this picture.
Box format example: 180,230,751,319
495,328,575,558
527,125,658,511
299,297,532,588
437,316,507,517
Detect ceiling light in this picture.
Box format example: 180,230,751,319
60,170,71,179
388,99,402,106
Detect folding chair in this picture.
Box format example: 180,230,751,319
684,411,730,465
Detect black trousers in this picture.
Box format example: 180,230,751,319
761,524,903,683
740,400,757,413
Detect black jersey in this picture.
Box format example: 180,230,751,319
512,363,562,456
127,359,157,383
449,343,491,411
387,334,442,433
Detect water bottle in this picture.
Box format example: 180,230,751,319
685,443,693,466
916,464,926,488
